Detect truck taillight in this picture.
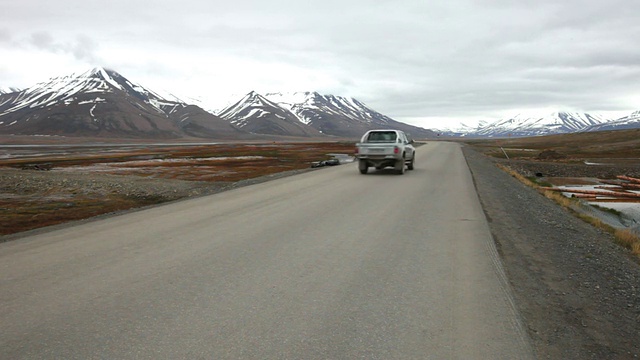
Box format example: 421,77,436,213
354,147,359,154
394,146,400,154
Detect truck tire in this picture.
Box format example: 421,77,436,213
395,157,405,175
407,156,414,170
358,159,368,174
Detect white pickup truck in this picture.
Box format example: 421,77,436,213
355,129,415,174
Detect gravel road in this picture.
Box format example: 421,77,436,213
0,143,534,359
463,146,640,359
1,144,639,358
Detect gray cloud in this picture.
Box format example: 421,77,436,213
27,32,100,63
0,28,11,43
2,0,640,127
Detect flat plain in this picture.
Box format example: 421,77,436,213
0,141,355,236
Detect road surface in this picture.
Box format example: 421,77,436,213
0,142,534,359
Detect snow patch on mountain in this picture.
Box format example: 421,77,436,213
0,67,186,119
0,67,244,139
218,91,286,124
0,86,20,94
264,91,393,127
1,67,433,139
583,110,640,132
219,91,433,138
467,111,607,137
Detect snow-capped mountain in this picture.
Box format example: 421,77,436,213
263,92,382,137
218,91,323,137
0,67,239,139
1,67,434,140
433,120,491,137
0,86,20,94
466,112,607,137
263,92,434,138
583,111,640,132
266,92,384,126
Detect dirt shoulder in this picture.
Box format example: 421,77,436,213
463,146,640,359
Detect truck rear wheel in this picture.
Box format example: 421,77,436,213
358,159,368,174
395,157,405,175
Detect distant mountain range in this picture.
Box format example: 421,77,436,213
219,91,434,138
439,111,640,137
582,111,640,132
0,67,434,140
0,68,241,139
3,67,639,140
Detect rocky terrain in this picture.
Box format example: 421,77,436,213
464,146,640,359
0,167,318,238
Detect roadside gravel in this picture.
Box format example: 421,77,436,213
0,167,313,240
463,146,640,359
0,168,312,201
0,169,224,201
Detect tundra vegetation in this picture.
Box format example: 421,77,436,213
466,129,640,260
0,142,355,237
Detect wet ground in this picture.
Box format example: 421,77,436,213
498,157,640,234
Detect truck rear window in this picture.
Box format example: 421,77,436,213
366,131,397,142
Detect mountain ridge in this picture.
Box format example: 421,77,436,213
0,68,434,140
3,67,640,140
438,111,621,137
0,86,20,94
583,111,640,132
477,111,606,137
218,91,323,137
0,67,243,139
261,91,435,138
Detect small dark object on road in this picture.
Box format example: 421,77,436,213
21,163,53,171
311,159,340,168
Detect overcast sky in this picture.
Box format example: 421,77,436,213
1,0,639,129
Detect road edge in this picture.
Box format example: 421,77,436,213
462,145,640,359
